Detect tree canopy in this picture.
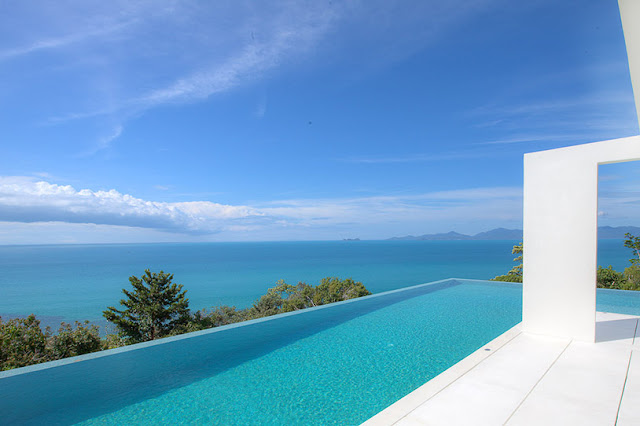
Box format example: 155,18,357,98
0,316,101,371
3,274,371,371
491,242,523,282
624,233,640,265
103,270,190,343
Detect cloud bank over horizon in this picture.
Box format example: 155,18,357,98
0,177,262,235
0,176,526,243
0,168,637,244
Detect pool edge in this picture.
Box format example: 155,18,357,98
361,322,524,425
0,277,471,380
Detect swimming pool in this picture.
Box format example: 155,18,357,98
3,279,639,425
1,278,524,425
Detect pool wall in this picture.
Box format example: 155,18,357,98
1,278,485,425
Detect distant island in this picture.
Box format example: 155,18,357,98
342,238,361,241
387,226,640,241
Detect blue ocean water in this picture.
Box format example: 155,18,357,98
0,239,632,328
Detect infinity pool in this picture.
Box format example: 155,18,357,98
2,279,521,425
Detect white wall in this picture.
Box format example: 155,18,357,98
523,137,640,342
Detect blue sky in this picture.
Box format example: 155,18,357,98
0,0,638,244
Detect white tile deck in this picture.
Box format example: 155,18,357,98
363,312,639,426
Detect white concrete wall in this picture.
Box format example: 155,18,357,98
619,0,640,129
523,136,640,342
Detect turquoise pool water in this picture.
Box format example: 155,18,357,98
1,279,522,425
597,288,640,316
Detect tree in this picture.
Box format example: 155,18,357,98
187,306,249,331
103,270,190,343
250,277,371,316
313,277,371,304
48,321,102,359
622,264,640,291
492,242,523,282
624,233,640,265
0,315,50,371
597,265,625,289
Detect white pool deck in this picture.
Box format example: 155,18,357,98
363,311,640,426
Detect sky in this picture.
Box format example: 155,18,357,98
0,0,638,244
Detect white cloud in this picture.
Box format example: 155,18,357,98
7,175,636,243
0,176,262,235
0,176,525,241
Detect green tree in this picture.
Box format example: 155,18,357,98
249,280,295,318
0,315,50,371
186,306,249,331
313,277,371,304
48,321,102,359
492,242,523,283
249,277,371,317
624,233,640,265
597,265,625,289
103,270,190,343
622,264,640,291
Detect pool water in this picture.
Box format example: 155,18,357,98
597,288,640,316
77,282,522,425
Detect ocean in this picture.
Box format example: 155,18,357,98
0,239,632,330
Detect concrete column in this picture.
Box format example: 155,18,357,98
523,137,640,342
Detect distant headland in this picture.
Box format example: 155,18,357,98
386,226,640,241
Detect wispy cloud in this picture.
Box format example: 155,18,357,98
469,84,638,148
0,20,134,61
339,151,485,164
29,2,341,157
258,187,524,227
475,133,600,146
44,2,340,121
75,125,123,157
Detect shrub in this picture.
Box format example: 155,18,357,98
597,265,625,289
622,264,640,291
0,315,50,371
48,321,102,359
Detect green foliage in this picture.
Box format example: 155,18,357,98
2,273,371,371
189,277,371,327
595,235,640,291
491,273,523,283
0,315,50,371
103,333,127,349
0,315,105,371
48,321,102,359
314,277,371,304
103,270,190,343
183,306,250,333
622,264,640,291
491,242,523,283
597,265,626,289
624,233,640,265
249,277,371,316
249,280,294,318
